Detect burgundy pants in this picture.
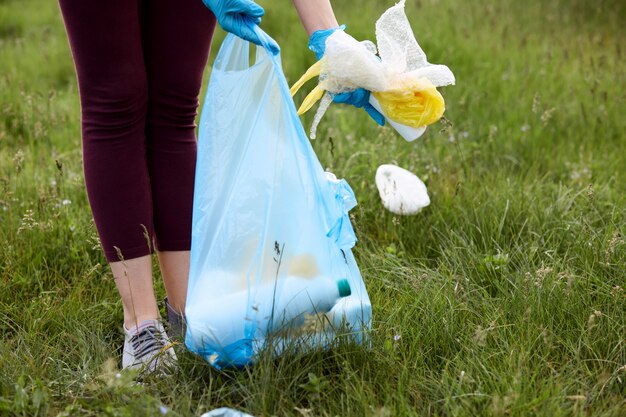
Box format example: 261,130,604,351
59,0,216,261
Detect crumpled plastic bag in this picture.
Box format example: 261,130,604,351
201,408,254,417
185,23,372,370
375,164,430,215
291,0,455,140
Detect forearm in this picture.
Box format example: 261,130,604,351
292,0,339,36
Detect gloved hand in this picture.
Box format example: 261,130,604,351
308,25,345,60
308,26,385,126
202,0,266,47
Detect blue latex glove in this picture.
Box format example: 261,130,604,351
308,26,385,126
308,25,346,60
333,89,386,126
202,0,268,49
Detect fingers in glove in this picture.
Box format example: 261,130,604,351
229,18,263,46
364,103,386,126
240,0,264,17
224,0,264,18
333,91,356,105
333,89,369,107
333,90,385,125
237,19,279,55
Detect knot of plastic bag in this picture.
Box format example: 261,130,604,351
324,176,357,249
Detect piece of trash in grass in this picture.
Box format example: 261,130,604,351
201,408,255,417
375,164,430,215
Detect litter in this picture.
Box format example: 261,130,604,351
375,164,430,215
291,0,455,141
200,408,254,417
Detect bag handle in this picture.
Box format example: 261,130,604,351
243,17,280,56
213,18,280,71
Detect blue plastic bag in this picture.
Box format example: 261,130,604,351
185,23,372,370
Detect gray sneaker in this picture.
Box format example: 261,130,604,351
122,319,177,374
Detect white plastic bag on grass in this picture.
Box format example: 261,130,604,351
376,164,430,215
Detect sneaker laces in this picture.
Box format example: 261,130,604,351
130,325,166,362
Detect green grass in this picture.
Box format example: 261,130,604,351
1,0,625,415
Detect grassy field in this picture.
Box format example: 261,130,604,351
1,0,625,415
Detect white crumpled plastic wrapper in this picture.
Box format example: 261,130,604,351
375,164,430,215
201,408,255,417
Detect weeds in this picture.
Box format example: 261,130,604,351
1,0,625,416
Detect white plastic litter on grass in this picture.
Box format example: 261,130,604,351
375,164,430,215
201,408,254,417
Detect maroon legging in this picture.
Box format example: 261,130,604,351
59,0,216,261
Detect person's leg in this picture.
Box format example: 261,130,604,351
157,251,190,312
141,0,216,313
58,0,159,329
110,256,159,329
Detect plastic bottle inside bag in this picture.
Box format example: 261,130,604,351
267,276,351,332
187,276,352,346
